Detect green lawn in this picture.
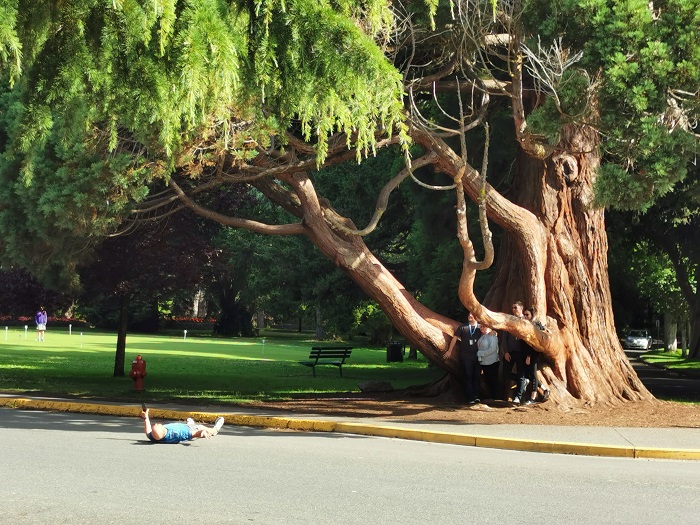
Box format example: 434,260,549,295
0,327,443,405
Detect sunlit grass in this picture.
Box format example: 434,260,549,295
0,327,442,405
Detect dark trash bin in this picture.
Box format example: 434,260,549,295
386,340,405,362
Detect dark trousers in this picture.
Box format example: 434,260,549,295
511,352,529,399
461,357,481,402
481,362,501,400
525,359,538,395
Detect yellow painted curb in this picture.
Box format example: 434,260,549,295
286,418,337,432
2,397,700,460
473,435,635,458
634,448,700,460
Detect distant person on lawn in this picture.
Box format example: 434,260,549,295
141,408,224,443
35,306,47,342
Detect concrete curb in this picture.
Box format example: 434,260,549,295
2,397,700,460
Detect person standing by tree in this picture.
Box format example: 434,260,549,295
35,306,47,342
448,312,482,404
523,308,551,404
503,301,528,404
477,325,500,401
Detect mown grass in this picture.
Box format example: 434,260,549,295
0,327,443,405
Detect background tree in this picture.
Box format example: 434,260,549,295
0,267,72,318
79,211,218,376
609,164,699,357
0,1,697,406
608,234,689,350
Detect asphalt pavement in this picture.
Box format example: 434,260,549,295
2,389,700,461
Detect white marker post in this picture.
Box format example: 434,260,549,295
262,338,266,355
24,325,28,339
184,329,188,340
80,332,83,348
69,324,72,336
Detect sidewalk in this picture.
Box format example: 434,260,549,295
2,393,700,460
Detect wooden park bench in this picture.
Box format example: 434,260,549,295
300,346,353,377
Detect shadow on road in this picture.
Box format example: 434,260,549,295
625,350,700,402
0,406,372,443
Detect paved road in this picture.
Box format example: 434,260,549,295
2,409,700,524
625,349,700,401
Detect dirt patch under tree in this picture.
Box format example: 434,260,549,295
252,390,700,428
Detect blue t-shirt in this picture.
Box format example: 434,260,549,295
36,310,47,325
148,423,193,444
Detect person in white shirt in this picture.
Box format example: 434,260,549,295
477,325,501,400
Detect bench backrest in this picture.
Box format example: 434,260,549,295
309,346,352,360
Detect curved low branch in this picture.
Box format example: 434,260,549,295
169,179,305,235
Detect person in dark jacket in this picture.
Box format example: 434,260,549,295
448,312,482,404
503,301,528,404
522,308,551,404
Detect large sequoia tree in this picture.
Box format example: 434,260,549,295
0,1,697,406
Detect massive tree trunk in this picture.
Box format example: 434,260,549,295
479,128,651,405
366,121,650,406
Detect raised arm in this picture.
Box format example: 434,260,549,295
140,409,152,436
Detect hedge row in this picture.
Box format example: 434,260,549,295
0,317,89,328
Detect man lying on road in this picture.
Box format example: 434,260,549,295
141,407,224,444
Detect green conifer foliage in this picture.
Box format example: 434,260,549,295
523,0,699,210
0,0,408,283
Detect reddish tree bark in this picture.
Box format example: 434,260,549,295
382,121,650,406
483,128,651,405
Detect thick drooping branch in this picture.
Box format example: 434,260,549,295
280,170,461,372
160,156,463,371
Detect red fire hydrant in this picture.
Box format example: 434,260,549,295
129,354,147,392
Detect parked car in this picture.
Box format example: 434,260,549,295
622,329,653,350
